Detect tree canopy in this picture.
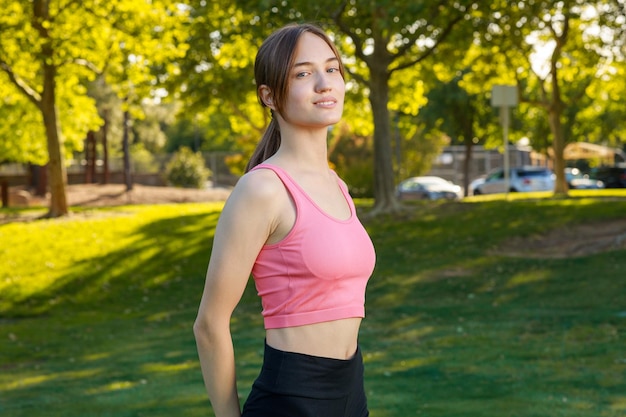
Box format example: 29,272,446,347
465,0,626,194
0,0,188,216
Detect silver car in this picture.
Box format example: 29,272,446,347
473,166,554,194
396,176,463,201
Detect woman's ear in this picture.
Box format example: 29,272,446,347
258,85,275,110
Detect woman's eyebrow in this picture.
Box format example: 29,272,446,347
292,57,339,69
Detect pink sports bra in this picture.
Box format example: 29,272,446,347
250,164,376,329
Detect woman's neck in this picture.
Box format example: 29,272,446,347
272,126,331,172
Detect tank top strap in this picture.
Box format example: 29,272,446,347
329,169,356,211
251,163,356,221
250,163,306,206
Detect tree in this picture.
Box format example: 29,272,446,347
417,73,498,195
323,1,482,213
469,0,624,195
0,0,187,217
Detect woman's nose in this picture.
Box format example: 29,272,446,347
315,74,332,92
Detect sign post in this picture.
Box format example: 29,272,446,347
491,85,518,196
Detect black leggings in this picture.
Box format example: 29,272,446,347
241,342,369,417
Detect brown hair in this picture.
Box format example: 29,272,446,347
245,23,345,172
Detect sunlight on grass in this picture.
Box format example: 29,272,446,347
611,396,626,411
85,379,146,395
0,368,100,391
0,203,222,316
142,361,197,374
505,269,550,288
0,373,51,391
146,311,176,322
387,356,439,373
464,190,553,202
0,214,140,312
464,188,626,203
82,352,111,362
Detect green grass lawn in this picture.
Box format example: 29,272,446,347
1,192,626,417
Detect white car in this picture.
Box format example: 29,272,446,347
396,176,463,201
473,167,554,195
468,176,486,196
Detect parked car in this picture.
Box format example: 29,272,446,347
468,175,486,196
472,166,554,195
396,176,463,201
565,167,604,189
589,165,626,188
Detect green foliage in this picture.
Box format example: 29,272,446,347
330,123,375,197
172,1,268,144
131,102,177,153
0,72,103,164
165,110,244,155
130,143,159,174
164,147,211,188
1,194,626,416
397,122,449,179
0,86,47,164
0,0,190,216
467,0,626,151
580,60,626,147
165,118,202,153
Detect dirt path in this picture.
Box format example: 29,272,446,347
15,183,233,208
491,218,626,258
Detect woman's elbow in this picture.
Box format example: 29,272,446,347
193,315,211,342
193,314,227,345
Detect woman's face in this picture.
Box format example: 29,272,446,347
278,32,345,130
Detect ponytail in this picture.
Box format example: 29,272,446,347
245,118,281,172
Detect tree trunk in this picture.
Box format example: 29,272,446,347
102,111,110,184
548,67,568,196
122,109,133,191
1,180,8,208
463,138,474,197
85,130,96,184
33,0,68,217
369,62,401,214
548,108,568,195
41,61,69,217
29,164,47,197
461,106,475,197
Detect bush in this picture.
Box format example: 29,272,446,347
164,147,211,188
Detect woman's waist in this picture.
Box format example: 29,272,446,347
253,339,365,399
265,317,361,360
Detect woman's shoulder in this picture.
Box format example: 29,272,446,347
230,167,285,204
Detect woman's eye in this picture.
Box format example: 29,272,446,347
328,67,340,73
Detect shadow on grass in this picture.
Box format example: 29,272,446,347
1,205,267,416
4,210,221,316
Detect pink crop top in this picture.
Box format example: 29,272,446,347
250,164,376,329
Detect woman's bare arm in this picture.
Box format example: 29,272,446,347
193,170,285,417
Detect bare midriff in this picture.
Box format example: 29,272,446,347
265,317,362,360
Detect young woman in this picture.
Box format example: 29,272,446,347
193,23,376,417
